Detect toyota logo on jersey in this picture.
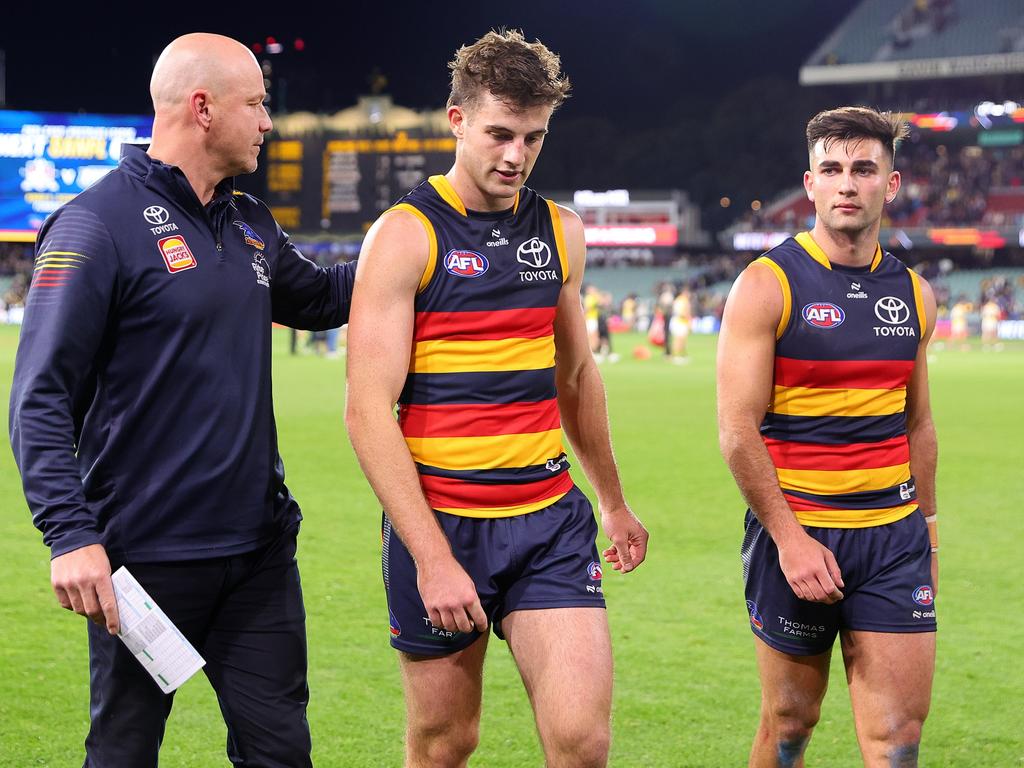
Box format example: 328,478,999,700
802,302,845,328
874,296,910,325
444,249,489,278
516,237,552,268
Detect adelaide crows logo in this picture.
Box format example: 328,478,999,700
233,220,266,250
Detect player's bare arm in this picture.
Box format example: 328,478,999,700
717,262,844,604
345,210,487,634
906,274,939,594
552,205,649,573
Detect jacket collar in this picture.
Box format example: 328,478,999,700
119,143,236,212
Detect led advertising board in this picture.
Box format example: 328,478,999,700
0,111,153,241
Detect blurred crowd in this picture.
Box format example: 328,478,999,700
888,144,1024,227
0,243,33,318
742,143,1024,232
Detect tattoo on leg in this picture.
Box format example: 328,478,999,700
888,743,920,767
776,738,808,767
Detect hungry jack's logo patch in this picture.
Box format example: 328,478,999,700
158,236,197,273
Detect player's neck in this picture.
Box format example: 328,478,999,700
810,221,880,268
445,166,514,214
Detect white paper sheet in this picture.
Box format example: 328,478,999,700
111,566,205,694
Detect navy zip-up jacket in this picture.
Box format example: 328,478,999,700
9,144,355,563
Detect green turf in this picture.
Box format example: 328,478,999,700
1,325,1022,766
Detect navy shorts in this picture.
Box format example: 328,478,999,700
742,509,936,656
383,485,606,656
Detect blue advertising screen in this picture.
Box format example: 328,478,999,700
0,111,153,241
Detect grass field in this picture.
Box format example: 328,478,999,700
1,325,1022,767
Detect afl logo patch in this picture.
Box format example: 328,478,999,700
912,585,934,606
444,249,489,278
587,562,603,581
802,302,845,328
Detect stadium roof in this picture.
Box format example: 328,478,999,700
800,0,1024,85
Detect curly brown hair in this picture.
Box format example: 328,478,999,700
447,29,571,113
806,106,910,165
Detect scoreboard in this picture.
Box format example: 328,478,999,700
264,130,455,234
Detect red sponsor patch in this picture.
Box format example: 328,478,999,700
158,236,197,273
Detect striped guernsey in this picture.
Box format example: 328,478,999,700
757,232,925,528
392,175,572,517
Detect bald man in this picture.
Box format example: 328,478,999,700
10,34,354,767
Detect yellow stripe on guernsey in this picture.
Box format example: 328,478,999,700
907,268,927,337
777,463,912,496
795,231,883,271
434,497,564,518
771,385,906,417
754,257,792,339
770,384,906,417
412,336,555,374
546,199,570,282
387,203,438,293
406,429,564,472
428,175,468,216
795,503,918,529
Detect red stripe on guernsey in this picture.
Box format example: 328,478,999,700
774,357,914,390
763,436,910,471
414,307,556,341
420,471,573,510
400,399,560,438
783,492,845,512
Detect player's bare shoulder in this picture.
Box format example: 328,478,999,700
550,202,585,279
357,207,431,286
722,258,786,335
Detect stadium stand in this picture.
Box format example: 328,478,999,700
802,0,1024,82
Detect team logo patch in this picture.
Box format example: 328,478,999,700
158,235,197,273
802,302,845,328
587,562,603,581
444,249,489,278
251,252,270,287
912,585,934,606
389,609,401,638
233,220,266,250
746,600,764,631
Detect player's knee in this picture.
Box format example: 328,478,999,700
407,719,479,767
544,721,610,767
761,697,821,743
877,716,924,758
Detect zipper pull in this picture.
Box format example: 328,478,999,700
216,242,224,252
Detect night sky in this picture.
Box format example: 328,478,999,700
1,2,857,117
0,1,861,215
